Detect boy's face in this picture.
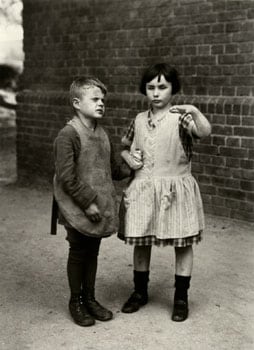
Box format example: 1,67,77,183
73,86,105,119
146,74,173,110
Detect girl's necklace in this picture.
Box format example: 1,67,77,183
150,109,169,124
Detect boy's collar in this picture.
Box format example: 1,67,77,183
79,116,97,131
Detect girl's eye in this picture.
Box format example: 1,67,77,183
147,86,154,90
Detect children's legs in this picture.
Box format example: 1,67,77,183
66,228,102,299
67,242,85,297
122,245,151,313
66,228,112,324
81,237,101,299
172,245,193,322
80,235,113,321
133,245,152,271
66,228,95,326
175,245,193,276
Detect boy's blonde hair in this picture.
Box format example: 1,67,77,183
69,76,107,105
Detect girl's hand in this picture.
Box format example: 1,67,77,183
170,104,211,138
169,104,198,115
121,150,143,170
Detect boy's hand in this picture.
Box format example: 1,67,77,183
84,203,102,222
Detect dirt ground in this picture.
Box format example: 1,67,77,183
0,179,254,350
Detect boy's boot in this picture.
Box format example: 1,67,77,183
82,289,113,322
81,253,113,321
67,247,95,326
172,275,191,322
69,294,95,327
121,270,149,313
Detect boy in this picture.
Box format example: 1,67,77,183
53,77,130,327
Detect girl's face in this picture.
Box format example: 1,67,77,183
146,74,173,110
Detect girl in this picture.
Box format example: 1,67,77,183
119,63,211,322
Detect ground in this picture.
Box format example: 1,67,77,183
0,180,254,350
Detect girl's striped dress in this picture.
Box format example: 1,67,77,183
120,109,205,247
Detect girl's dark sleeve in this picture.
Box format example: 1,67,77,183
54,126,97,211
110,142,131,181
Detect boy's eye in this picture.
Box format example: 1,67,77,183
92,98,104,103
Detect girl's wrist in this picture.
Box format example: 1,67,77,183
189,105,199,115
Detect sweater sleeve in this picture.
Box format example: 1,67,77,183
110,142,131,180
54,125,97,211
121,119,135,147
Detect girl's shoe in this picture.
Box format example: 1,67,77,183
121,292,148,313
171,299,188,322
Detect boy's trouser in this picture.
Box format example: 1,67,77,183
65,227,101,296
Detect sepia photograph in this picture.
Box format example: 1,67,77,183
0,0,254,349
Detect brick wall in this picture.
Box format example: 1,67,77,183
17,0,254,221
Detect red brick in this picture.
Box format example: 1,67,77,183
212,136,225,146
206,165,232,177
211,44,224,54
212,176,225,187
222,87,235,96
241,138,254,148
192,163,205,174
211,196,225,206
218,188,246,201
206,205,231,217
226,178,241,189
241,159,254,169
241,169,254,181
230,210,254,222
226,116,240,126
234,127,254,137
220,147,248,158
242,117,254,126
225,22,241,32
239,42,254,53
240,181,254,191
225,199,241,210
211,156,225,166
199,184,217,195
199,154,212,164
226,137,240,147
237,87,252,96
212,125,233,136
197,175,211,184
225,44,238,54
226,158,240,168
246,192,254,202
195,144,218,155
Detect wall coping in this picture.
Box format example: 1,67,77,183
17,89,254,107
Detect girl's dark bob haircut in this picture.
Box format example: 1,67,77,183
139,63,181,96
